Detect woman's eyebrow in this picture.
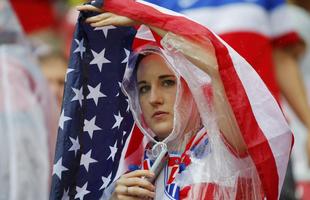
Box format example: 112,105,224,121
137,75,175,85
159,75,175,79
137,80,147,86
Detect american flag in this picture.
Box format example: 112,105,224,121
50,0,293,199
50,4,138,200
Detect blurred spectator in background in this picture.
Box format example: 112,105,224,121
0,1,58,199
37,49,68,163
271,2,308,199
9,0,72,163
283,0,310,199
39,51,68,109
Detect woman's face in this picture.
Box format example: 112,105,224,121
137,54,177,140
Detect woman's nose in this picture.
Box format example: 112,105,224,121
149,87,163,106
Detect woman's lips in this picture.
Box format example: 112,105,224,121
152,111,169,119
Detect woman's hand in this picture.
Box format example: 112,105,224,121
111,170,155,200
77,5,139,27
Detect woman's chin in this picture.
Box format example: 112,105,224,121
152,127,172,141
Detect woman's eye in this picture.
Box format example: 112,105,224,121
162,79,176,87
139,85,150,94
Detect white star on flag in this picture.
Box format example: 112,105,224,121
112,111,123,129
75,182,90,200
107,141,118,161
80,150,98,172
83,116,102,138
65,68,74,82
100,173,112,190
69,136,80,156
59,109,72,130
121,48,130,64
53,157,68,179
116,82,122,97
73,38,86,58
94,25,116,37
71,86,83,106
87,83,106,106
61,188,70,200
90,49,111,72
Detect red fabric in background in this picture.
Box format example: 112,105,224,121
273,32,301,49
220,32,280,102
10,0,56,34
297,182,310,200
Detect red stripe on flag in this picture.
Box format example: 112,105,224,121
125,125,144,159
214,36,279,200
143,160,150,170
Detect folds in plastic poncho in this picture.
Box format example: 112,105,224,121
99,1,294,200
0,1,58,200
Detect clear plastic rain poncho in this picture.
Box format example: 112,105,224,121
120,31,265,199
0,1,58,200
84,1,294,199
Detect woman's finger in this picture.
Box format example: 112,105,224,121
117,177,155,191
114,184,127,195
114,185,144,198
122,170,154,179
115,185,155,198
128,186,155,198
76,5,103,13
90,19,112,27
115,194,144,200
91,16,138,27
85,13,111,23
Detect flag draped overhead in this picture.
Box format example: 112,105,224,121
144,0,301,102
50,1,293,200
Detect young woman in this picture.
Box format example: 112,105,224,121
77,4,291,200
